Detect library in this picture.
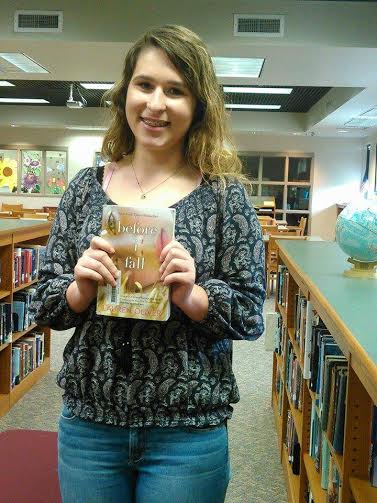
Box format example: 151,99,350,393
0,2,376,503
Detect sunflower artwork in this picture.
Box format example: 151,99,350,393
0,156,17,193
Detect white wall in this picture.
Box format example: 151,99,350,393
0,127,363,240
235,133,363,241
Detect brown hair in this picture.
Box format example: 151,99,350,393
101,25,250,188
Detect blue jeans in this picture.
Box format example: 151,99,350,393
58,405,230,503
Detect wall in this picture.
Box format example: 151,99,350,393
0,127,363,240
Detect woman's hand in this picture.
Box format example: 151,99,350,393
159,240,195,307
159,240,208,321
67,236,119,313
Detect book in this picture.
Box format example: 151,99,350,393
97,205,176,321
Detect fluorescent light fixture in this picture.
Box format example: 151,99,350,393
337,130,349,133
0,53,48,73
344,117,376,128
66,126,107,131
0,98,49,103
223,86,292,94
212,57,264,78
225,104,281,110
359,107,377,118
80,83,114,90
0,81,14,87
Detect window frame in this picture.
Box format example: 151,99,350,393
0,144,68,196
240,151,313,227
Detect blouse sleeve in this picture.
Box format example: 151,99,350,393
29,169,92,330
195,180,266,341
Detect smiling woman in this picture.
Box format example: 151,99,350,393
29,24,266,503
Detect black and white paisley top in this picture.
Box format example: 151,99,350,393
30,167,265,428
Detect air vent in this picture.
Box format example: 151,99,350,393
14,10,63,33
234,14,284,37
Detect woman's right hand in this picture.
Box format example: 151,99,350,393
67,236,119,313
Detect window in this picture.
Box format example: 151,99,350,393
0,145,68,196
240,152,312,225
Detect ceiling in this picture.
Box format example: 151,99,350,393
1,0,377,138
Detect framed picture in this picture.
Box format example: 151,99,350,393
0,149,18,193
0,145,68,196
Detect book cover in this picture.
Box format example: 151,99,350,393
96,205,176,321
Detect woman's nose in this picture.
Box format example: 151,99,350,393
147,89,167,112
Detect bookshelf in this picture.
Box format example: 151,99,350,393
0,220,51,418
271,240,377,503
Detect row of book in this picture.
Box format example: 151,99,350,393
13,245,45,288
306,452,342,503
0,302,12,345
285,339,303,411
277,265,289,307
13,287,36,332
0,286,37,345
275,279,377,489
11,331,45,387
285,410,301,475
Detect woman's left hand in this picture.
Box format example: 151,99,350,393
159,240,195,308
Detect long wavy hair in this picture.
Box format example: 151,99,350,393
101,25,250,188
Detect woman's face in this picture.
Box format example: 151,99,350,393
125,47,196,154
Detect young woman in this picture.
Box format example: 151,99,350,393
30,25,265,503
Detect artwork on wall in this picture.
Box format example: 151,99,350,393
0,149,18,193
0,145,68,196
46,151,67,195
21,150,43,193
94,151,105,168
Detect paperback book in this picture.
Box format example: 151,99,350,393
96,205,176,321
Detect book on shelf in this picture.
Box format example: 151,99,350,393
327,453,342,503
321,430,331,489
321,357,348,431
332,369,348,454
0,302,12,345
285,410,301,475
13,245,46,287
96,205,176,321
370,405,377,487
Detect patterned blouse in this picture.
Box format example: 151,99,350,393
30,167,265,428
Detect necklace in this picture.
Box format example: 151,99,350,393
131,162,182,199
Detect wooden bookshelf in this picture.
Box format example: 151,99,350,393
272,240,377,503
0,220,51,418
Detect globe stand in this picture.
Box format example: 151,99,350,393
344,258,377,279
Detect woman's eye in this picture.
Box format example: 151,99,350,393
168,88,183,96
139,82,152,90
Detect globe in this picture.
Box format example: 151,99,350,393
335,199,377,278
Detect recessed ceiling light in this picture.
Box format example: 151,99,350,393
0,98,49,103
80,83,114,90
225,104,281,110
0,53,48,73
224,86,292,94
212,57,264,78
337,130,349,133
0,81,15,87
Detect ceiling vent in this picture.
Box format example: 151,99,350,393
234,14,284,37
14,10,63,33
